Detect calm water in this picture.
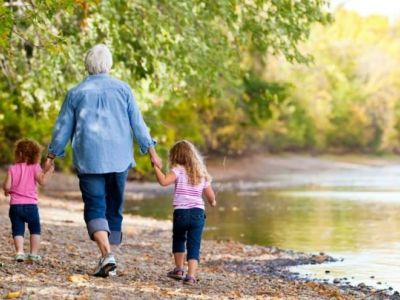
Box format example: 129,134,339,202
125,168,400,291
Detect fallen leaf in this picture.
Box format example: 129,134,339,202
66,244,77,252
68,274,89,283
4,291,22,299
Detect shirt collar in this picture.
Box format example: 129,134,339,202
87,73,109,79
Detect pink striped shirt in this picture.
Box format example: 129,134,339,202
172,166,210,210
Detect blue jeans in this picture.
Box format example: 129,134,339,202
78,169,128,245
172,208,205,261
9,204,41,237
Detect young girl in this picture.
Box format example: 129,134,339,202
153,140,216,285
2,139,54,262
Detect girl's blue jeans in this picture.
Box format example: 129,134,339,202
9,204,41,237
172,208,205,261
78,169,128,245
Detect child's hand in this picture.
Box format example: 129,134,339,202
47,164,55,173
43,165,55,176
4,189,9,197
44,158,54,172
153,161,164,170
151,160,163,169
43,160,55,173
150,153,162,169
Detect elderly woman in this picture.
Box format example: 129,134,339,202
46,44,161,277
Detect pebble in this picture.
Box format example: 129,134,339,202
325,270,330,274
358,283,366,288
333,278,340,284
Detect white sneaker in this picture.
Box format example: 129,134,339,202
15,253,26,262
93,253,116,277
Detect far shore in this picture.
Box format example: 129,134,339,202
39,153,400,200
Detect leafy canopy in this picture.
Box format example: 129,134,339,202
0,0,330,171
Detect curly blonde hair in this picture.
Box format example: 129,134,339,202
14,139,43,165
169,140,211,185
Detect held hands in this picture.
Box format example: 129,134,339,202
148,147,162,169
151,153,163,169
46,164,55,174
44,157,55,173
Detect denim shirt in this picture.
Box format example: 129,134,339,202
48,74,156,174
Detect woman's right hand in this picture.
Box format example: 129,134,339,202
148,147,162,169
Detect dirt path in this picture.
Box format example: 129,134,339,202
0,195,390,299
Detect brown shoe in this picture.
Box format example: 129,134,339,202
183,275,197,285
167,267,184,280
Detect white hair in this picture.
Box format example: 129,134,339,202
85,44,113,75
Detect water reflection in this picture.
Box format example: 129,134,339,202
291,245,400,290
125,188,400,290
125,189,400,253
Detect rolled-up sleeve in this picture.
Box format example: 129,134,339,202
48,92,75,157
126,87,156,154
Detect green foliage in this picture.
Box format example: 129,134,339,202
264,9,400,153
241,73,291,124
0,0,329,173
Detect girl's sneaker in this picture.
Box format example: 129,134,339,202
15,253,26,262
183,275,197,285
167,267,184,280
29,254,42,262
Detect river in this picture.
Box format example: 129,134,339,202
125,161,400,291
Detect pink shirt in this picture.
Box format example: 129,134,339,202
8,163,42,205
172,166,210,210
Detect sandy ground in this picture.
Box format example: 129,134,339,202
0,194,394,299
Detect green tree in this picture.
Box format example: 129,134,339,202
0,0,330,172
